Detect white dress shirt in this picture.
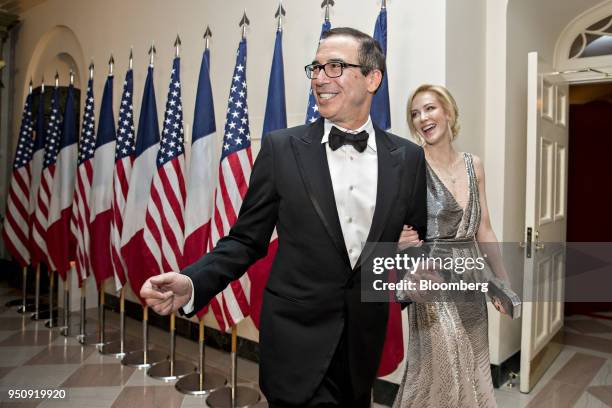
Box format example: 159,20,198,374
183,117,378,313
322,117,377,268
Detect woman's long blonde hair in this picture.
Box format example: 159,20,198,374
407,84,460,144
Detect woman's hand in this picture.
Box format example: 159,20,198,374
491,296,508,315
398,225,423,251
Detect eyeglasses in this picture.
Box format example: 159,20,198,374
304,62,364,79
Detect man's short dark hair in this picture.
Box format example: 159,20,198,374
320,27,386,77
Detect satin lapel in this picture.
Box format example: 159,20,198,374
356,127,402,269
290,119,350,266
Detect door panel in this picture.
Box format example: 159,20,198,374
520,52,568,393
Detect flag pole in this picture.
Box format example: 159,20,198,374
14,82,36,313
121,43,167,368
30,264,50,321
207,14,260,406
43,269,57,328
147,311,196,380
147,37,196,381
121,304,168,368
322,0,335,22
96,54,121,353
59,262,72,332
96,282,106,348
43,72,61,327
99,286,138,357
175,318,227,394
57,263,77,336
142,35,195,381
74,277,97,342
204,26,212,50
206,326,261,407
15,266,35,313
176,25,227,394
275,0,285,32
29,77,46,321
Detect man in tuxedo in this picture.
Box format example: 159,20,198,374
140,27,426,408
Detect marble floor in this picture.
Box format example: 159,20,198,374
0,283,610,407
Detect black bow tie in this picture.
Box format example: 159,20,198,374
328,126,369,153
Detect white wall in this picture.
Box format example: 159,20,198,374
446,0,486,158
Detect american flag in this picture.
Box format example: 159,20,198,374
209,38,253,331
31,85,61,271
71,78,96,285
110,68,135,290
305,19,331,124
2,92,34,267
120,64,160,305
143,56,186,275
28,87,46,267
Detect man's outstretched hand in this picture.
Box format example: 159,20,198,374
140,272,192,315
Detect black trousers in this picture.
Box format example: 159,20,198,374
268,331,371,408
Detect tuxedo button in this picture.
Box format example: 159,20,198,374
349,248,353,254
349,185,354,191
347,217,352,223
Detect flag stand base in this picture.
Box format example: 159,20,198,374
206,387,261,408
147,359,196,382
16,301,36,314
44,314,60,328
175,318,226,395
99,338,140,358
206,326,260,408
122,349,168,369
30,308,51,321
147,312,195,381
5,299,25,307
175,372,226,395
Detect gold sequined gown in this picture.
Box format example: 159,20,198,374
393,153,497,408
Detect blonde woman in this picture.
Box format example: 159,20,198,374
393,84,509,408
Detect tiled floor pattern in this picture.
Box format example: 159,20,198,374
0,286,262,408
0,285,611,407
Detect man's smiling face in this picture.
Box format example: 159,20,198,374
311,35,374,129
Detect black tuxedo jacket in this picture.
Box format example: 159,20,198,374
182,118,427,406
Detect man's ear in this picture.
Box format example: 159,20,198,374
366,69,383,94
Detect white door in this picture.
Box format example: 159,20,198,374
520,52,568,393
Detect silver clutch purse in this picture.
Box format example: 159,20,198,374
488,276,521,319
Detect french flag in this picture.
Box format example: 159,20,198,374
184,46,215,269
47,82,78,280
120,65,160,303
89,74,116,286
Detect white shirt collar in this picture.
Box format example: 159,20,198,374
322,116,377,152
